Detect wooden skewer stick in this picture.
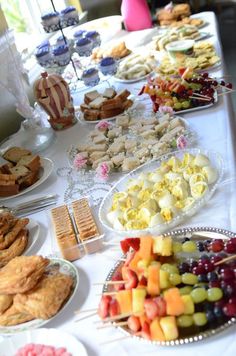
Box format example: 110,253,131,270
218,90,236,96
97,321,128,329
192,92,211,99
93,280,126,286
75,311,97,322
94,312,131,324
95,291,118,297
214,254,236,266
189,96,211,102
75,308,98,315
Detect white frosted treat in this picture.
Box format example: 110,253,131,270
193,153,210,167
158,191,176,209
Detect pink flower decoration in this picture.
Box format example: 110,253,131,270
164,2,173,12
159,105,174,115
177,135,188,149
73,153,87,169
95,120,112,131
96,162,110,180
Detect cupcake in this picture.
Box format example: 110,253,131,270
35,46,53,67
99,57,117,76
56,35,68,46
82,68,100,87
53,45,71,66
60,6,79,27
41,12,60,32
73,29,86,41
85,31,101,49
76,37,93,56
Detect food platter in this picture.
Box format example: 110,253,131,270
24,219,40,256
0,328,87,356
0,158,54,202
102,226,236,346
99,148,224,236
0,258,79,335
114,71,154,84
76,110,121,124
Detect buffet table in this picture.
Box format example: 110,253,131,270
1,11,236,356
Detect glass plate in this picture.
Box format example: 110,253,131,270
102,226,236,346
0,258,79,335
99,148,224,236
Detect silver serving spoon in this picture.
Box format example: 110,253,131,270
0,194,58,216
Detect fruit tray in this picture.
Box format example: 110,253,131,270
101,227,236,346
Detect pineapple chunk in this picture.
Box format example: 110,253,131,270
132,288,147,316
160,316,178,341
153,236,172,256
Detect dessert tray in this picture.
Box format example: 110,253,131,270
0,158,54,202
101,227,236,346
99,148,224,236
0,258,79,335
24,219,40,256
0,328,88,356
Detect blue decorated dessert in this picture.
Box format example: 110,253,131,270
99,57,117,76
41,12,60,32
73,29,86,40
60,6,79,27
56,35,68,46
53,45,71,66
35,46,52,67
82,68,100,86
76,37,93,57
85,31,101,49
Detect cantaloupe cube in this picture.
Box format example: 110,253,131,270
139,314,150,328
164,288,185,316
147,263,160,296
132,288,147,316
181,295,194,315
150,318,166,341
160,316,178,341
116,290,132,314
139,236,153,260
129,252,142,273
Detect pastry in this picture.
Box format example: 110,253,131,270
0,255,50,295
0,229,28,268
0,305,34,326
0,295,13,314
3,147,31,163
14,272,73,320
0,218,29,250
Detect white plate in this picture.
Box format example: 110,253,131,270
0,158,54,202
114,71,154,84
24,219,40,255
0,328,87,356
196,31,211,41
0,258,79,335
76,110,120,124
99,148,224,236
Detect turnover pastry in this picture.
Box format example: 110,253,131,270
14,272,73,319
0,255,50,295
0,294,13,314
0,218,29,250
0,229,28,268
0,305,34,326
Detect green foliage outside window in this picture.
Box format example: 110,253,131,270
1,0,27,32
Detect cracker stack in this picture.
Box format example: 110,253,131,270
51,205,81,261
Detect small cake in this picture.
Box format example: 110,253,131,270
41,12,60,32
35,46,52,67
76,37,93,56
73,29,86,40
99,57,117,76
53,45,70,66
56,35,68,46
82,68,100,87
85,31,101,49
60,6,79,27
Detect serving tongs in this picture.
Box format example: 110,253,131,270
0,194,58,216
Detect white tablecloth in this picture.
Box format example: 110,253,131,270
1,11,236,356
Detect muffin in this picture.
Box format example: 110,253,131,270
99,57,117,76
76,37,93,56
82,68,100,87
53,45,71,66
73,29,86,41
85,31,101,49
41,12,60,32
35,46,53,67
60,6,79,27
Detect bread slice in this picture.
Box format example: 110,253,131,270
0,173,16,182
100,107,124,119
80,103,90,112
83,109,100,121
89,97,107,109
101,97,122,110
115,89,130,102
0,184,19,196
103,88,116,99
3,147,31,163
19,171,39,189
0,163,13,174
17,155,41,172
84,90,101,105
9,166,30,181
122,99,133,111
